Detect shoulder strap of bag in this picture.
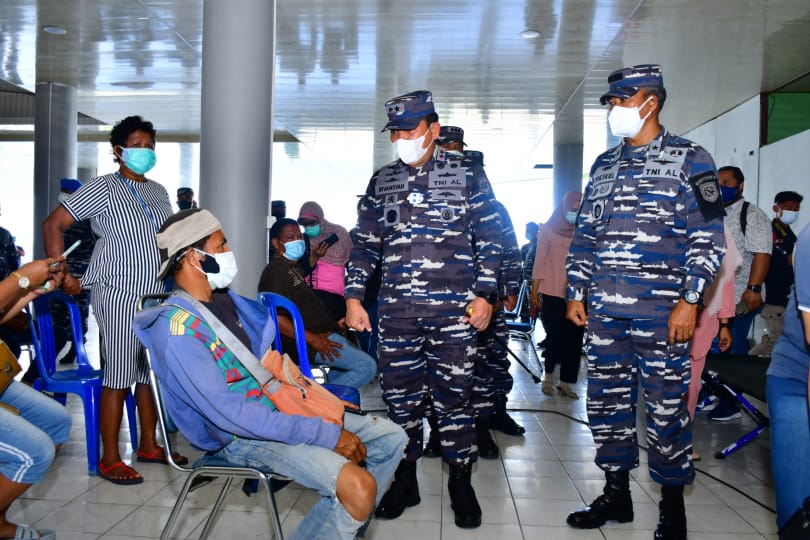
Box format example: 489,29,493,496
170,290,273,388
740,200,750,236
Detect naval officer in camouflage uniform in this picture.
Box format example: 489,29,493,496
418,132,524,461
564,65,725,540
345,91,502,529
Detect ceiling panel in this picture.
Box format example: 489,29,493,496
0,0,808,174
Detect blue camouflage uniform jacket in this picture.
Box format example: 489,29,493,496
566,127,726,319
494,201,522,299
346,147,502,319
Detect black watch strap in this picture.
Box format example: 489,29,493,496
747,284,762,293
475,291,498,305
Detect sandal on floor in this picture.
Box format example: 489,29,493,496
541,376,554,396
557,383,579,399
98,460,144,485
6,524,55,539
136,447,189,466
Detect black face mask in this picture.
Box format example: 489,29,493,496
178,200,193,210
197,251,220,273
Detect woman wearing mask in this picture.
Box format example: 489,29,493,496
42,115,181,485
258,218,375,389
297,201,353,321
530,191,584,398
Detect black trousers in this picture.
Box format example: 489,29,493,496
539,294,584,383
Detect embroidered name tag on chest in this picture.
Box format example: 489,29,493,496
428,164,467,188
375,169,409,196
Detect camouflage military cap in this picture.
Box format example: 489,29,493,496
382,90,435,132
438,126,466,146
600,64,664,105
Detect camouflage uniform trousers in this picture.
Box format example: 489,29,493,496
586,314,694,486
471,310,514,418
378,315,478,465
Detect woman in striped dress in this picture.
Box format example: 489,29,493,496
42,116,178,484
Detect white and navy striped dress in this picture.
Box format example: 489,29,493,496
63,172,173,388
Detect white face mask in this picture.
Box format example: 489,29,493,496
780,209,799,225
58,192,70,203
194,249,238,289
608,96,653,139
394,131,430,165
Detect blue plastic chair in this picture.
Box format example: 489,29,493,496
29,291,138,475
256,292,361,407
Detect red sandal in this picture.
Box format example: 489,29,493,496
98,460,144,485
136,446,189,466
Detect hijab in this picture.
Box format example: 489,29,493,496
298,201,352,266
546,190,583,237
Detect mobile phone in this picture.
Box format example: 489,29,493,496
321,232,339,247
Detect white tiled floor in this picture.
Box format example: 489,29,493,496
10,323,777,539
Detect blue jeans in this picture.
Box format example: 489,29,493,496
766,374,810,529
314,333,377,389
216,412,407,540
0,381,71,484
729,307,761,355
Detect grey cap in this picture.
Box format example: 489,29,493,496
155,208,221,281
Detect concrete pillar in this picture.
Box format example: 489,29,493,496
553,143,583,203
199,0,275,295
33,82,77,258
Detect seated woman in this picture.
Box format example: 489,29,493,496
258,219,376,390
1,257,72,540
297,201,353,321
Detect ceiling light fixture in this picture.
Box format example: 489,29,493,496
42,25,67,35
520,29,541,40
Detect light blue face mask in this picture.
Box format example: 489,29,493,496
121,147,157,175
282,239,306,261
303,224,322,237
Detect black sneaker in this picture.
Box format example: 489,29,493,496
708,397,742,421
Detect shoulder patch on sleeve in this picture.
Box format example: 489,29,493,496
689,170,725,223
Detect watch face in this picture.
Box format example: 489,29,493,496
684,290,699,304
18,275,29,289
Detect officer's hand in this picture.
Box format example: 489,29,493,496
717,326,732,352
565,300,587,327
668,300,698,344
462,297,493,331
345,299,371,332
333,428,367,464
502,294,517,312
742,289,763,312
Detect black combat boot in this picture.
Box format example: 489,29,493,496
374,460,421,519
423,415,442,458
490,392,525,435
448,463,482,528
654,485,686,540
778,496,810,540
475,415,500,459
567,471,634,529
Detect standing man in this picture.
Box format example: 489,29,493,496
431,130,526,457
750,190,803,356
345,91,502,529
565,65,725,540
717,165,772,356
176,187,197,210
